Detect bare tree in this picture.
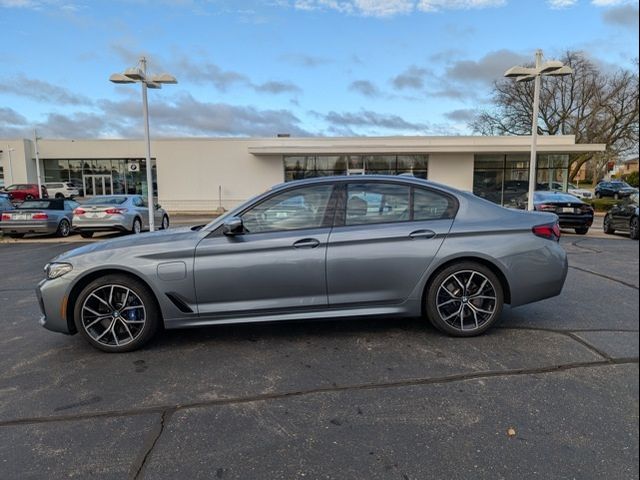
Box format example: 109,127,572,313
471,52,639,183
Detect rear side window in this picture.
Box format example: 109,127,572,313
346,183,410,225
413,188,457,220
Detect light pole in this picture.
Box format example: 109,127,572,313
33,129,43,198
504,49,573,211
110,57,177,231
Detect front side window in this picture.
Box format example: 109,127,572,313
242,184,334,234
413,188,456,220
346,183,410,226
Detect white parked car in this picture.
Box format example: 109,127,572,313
44,182,80,199
547,181,593,200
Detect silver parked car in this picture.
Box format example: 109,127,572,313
73,195,170,238
37,176,568,352
1,199,78,238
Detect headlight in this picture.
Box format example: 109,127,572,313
44,262,73,279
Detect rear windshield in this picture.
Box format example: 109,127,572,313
534,192,582,203
18,200,64,210
83,196,127,205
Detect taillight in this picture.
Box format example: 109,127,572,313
532,222,561,241
32,213,49,220
74,208,85,215
536,204,557,212
1,213,11,221
105,208,127,215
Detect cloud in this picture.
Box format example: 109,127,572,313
323,109,428,132
280,0,505,17
0,107,28,126
601,4,639,29
546,0,577,8
445,49,529,85
0,74,93,106
391,65,429,90
175,56,249,91
349,80,381,97
444,108,478,122
417,0,505,12
253,81,302,94
279,53,332,67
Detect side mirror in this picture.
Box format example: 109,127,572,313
155,203,162,209
222,216,245,236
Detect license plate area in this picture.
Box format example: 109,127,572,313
561,207,577,213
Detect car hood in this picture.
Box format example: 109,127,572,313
52,226,201,263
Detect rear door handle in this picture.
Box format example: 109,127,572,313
409,229,436,239
293,238,320,249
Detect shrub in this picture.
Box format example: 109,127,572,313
585,198,619,212
623,171,639,188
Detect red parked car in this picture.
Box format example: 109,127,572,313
1,184,48,202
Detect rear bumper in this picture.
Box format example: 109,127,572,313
557,214,593,228
0,221,58,234
73,217,131,232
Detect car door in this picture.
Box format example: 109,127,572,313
193,183,337,316
326,181,456,306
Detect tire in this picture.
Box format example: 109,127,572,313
56,219,71,237
25,194,34,200
7,233,25,239
73,274,160,352
131,217,142,235
603,214,615,234
425,262,504,337
55,193,65,199
80,231,94,238
630,217,639,241
160,215,170,230
574,227,589,235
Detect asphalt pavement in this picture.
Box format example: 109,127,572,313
0,232,637,479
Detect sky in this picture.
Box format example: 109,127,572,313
0,0,638,139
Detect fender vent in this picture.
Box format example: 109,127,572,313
165,292,194,313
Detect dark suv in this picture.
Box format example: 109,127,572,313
595,181,637,200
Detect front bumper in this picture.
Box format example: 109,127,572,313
36,277,75,334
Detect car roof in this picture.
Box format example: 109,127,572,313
270,175,461,196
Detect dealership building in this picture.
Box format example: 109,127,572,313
0,135,605,212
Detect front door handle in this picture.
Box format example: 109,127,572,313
409,229,436,239
293,238,320,249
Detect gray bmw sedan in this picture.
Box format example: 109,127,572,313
37,176,568,352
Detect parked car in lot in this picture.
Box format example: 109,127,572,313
72,195,170,238
1,184,48,202
0,198,78,238
603,193,639,240
44,182,80,199
510,191,594,235
595,181,638,199
38,176,568,352
0,194,16,221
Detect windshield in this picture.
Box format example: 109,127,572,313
82,196,127,205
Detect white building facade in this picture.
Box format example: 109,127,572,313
0,135,605,212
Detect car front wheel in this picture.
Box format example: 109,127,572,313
603,215,615,234
631,217,639,241
425,262,504,337
56,219,71,237
160,215,170,230
73,274,160,352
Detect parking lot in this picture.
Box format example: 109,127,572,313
0,228,637,479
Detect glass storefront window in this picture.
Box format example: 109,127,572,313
284,154,428,181
41,158,156,197
473,154,570,207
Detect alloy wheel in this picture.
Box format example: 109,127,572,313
80,284,146,347
435,270,497,332
58,219,70,237
133,219,142,234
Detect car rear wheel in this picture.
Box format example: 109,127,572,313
131,217,142,234
56,219,71,237
425,262,504,337
73,274,160,352
630,217,639,240
603,214,615,234
80,231,94,238
25,194,34,200
574,227,589,235
55,193,65,199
